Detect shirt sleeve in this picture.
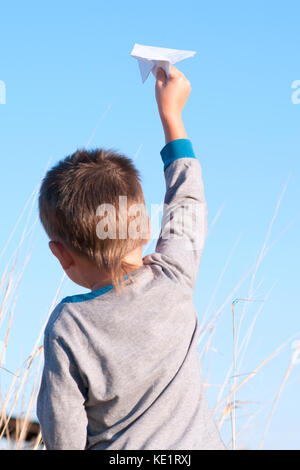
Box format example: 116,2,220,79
145,139,208,290
36,332,88,450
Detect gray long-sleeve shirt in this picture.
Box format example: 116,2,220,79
37,139,225,450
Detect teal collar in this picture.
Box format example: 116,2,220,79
60,274,130,304
61,283,114,304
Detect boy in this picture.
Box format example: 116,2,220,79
37,66,225,450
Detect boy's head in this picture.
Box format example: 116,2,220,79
39,148,150,292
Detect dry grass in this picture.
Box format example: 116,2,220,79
198,173,299,450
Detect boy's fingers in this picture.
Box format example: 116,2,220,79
168,65,177,76
168,65,182,79
156,66,182,86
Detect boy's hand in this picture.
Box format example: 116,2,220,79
155,65,191,121
155,65,191,144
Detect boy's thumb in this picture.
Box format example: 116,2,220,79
156,67,166,81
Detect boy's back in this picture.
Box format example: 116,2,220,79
37,66,225,450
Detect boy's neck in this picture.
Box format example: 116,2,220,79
90,246,144,291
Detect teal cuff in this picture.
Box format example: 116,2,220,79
160,139,196,170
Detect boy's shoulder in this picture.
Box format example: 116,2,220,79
43,258,194,339
44,300,74,340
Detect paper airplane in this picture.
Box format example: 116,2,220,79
130,43,196,84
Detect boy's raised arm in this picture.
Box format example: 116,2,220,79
145,66,208,290
155,66,190,145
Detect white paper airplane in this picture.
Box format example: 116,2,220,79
130,43,196,84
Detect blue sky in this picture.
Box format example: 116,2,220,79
0,0,299,449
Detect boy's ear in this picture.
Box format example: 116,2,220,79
49,241,74,270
